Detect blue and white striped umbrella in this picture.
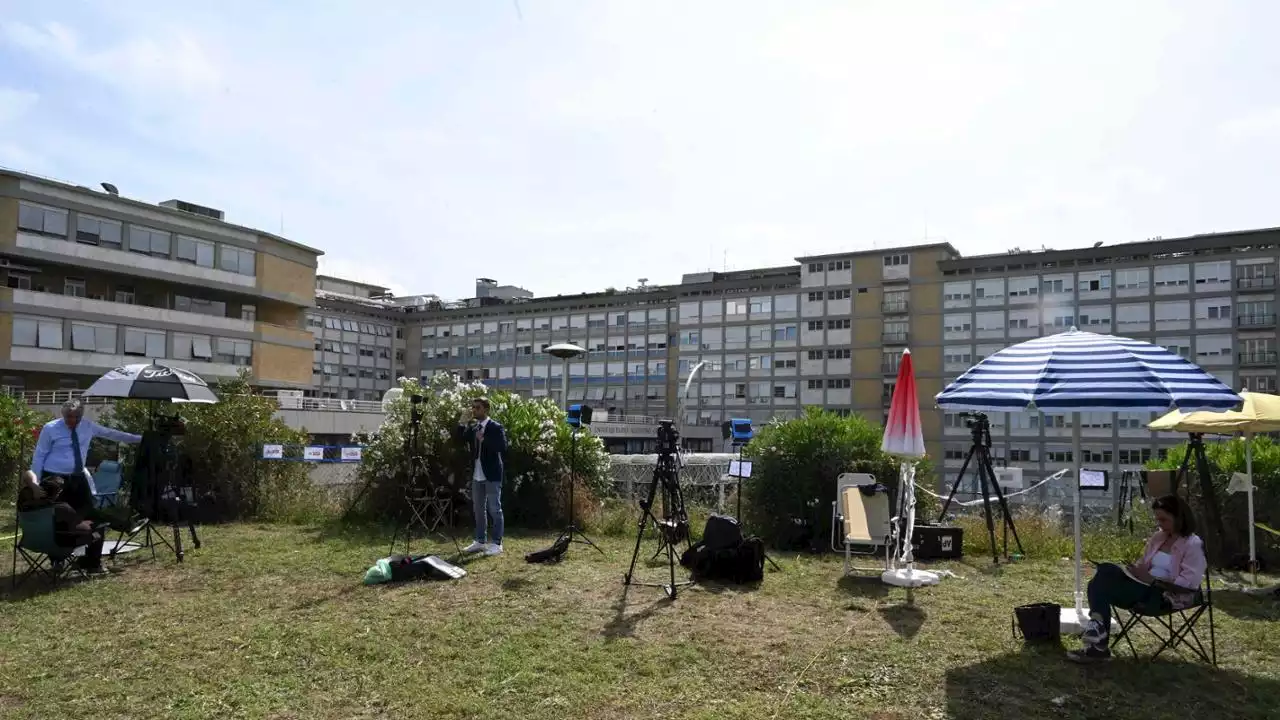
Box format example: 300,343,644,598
936,328,1241,413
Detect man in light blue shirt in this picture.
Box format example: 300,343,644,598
31,399,142,515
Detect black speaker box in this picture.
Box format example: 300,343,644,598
913,524,963,560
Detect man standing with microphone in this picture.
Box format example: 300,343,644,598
459,397,507,556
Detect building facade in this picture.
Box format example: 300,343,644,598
307,276,407,402
0,169,320,392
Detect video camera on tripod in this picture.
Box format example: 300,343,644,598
624,419,694,599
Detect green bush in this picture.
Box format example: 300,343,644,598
352,373,611,529
98,371,311,521
0,394,51,501
1147,435,1280,567
955,506,1150,562
741,407,935,548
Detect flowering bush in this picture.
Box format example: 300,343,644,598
353,373,611,528
0,394,51,500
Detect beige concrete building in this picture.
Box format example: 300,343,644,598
0,168,321,392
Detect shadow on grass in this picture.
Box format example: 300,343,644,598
946,645,1280,720
878,603,926,640
603,585,671,640
838,573,889,600
1211,589,1280,622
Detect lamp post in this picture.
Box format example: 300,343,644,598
677,360,716,439
546,343,586,410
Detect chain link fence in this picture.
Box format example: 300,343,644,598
607,453,743,511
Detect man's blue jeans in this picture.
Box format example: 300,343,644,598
472,480,504,545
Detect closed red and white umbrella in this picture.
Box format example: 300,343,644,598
881,349,939,592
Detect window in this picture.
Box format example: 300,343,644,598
750,297,773,315
679,302,699,322
974,278,1005,302
975,311,1003,332
1046,450,1074,463
1116,268,1150,290
943,281,972,305
883,254,908,266
1078,270,1110,292
943,348,972,366
64,278,87,298
827,378,851,389
17,202,67,236
827,259,852,271
128,226,171,257
215,338,253,365
826,288,851,300
175,295,228,318
1154,300,1190,322
1154,264,1190,289
1009,449,1032,463
176,236,216,267
807,320,824,331
807,291,823,302
1008,276,1038,299
173,334,214,360
1077,306,1111,327
69,322,116,352
220,246,256,276
1195,298,1232,320
1194,261,1231,290
115,286,135,304
1119,448,1153,465
726,299,747,316
1116,303,1150,327
827,348,851,359
772,325,797,341
774,295,798,314
13,316,63,349
75,215,122,248
124,327,166,357
828,318,851,329
807,379,823,389
701,300,722,320
1243,374,1279,393
241,305,257,322
1195,335,1233,359
807,349,824,360
943,314,972,333
1159,338,1192,359
774,355,797,369
1041,274,1072,294
6,272,31,290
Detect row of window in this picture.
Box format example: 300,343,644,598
306,314,397,337
943,446,1160,466
6,270,256,322
315,340,396,360
11,315,251,365
314,364,393,380
939,299,1275,330
942,261,1276,306
18,202,256,276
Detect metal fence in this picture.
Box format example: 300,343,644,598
607,453,743,510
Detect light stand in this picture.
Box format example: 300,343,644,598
554,404,605,556
936,411,1023,564
725,418,781,572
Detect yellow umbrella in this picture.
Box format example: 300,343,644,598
1149,389,1280,578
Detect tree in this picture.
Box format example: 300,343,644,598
741,407,935,548
352,373,611,528
1147,435,1280,568
98,371,310,520
0,394,51,500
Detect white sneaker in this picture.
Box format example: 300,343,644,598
483,544,503,556
463,541,486,553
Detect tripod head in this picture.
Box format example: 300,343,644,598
655,419,680,458
960,411,992,449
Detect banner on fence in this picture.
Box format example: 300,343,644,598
260,444,365,463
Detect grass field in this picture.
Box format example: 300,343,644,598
2,523,1279,720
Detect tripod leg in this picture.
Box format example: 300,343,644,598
974,455,999,564
982,451,1023,557
938,445,976,522
625,470,663,585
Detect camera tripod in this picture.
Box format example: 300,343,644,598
625,433,693,599
936,412,1023,564
389,399,462,557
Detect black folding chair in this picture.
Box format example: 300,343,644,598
12,507,88,589
1112,572,1217,667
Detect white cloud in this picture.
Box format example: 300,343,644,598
1219,107,1280,142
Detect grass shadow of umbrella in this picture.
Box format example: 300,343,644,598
946,645,1280,720
878,603,927,640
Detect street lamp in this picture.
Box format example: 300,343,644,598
677,359,719,439
545,343,586,410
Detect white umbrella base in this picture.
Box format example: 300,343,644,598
882,568,941,588
1059,606,1120,636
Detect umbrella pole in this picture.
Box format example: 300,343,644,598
1247,433,1257,584
1072,413,1084,618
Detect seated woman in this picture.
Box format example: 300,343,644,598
1068,494,1206,662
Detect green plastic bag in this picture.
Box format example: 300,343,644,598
363,556,391,584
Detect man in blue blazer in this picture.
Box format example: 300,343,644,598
459,397,507,556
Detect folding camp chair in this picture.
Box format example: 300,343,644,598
92,461,124,508
1111,573,1217,667
12,507,88,589
830,473,892,575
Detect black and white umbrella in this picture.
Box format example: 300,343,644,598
83,363,219,403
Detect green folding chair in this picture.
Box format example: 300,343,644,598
12,507,87,589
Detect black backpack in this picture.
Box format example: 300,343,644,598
733,536,765,583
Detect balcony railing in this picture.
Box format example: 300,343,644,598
1236,276,1277,291
881,301,909,314
882,332,909,344
1238,352,1278,368
1237,314,1277,328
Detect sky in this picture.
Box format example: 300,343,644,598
2,1,1280,300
